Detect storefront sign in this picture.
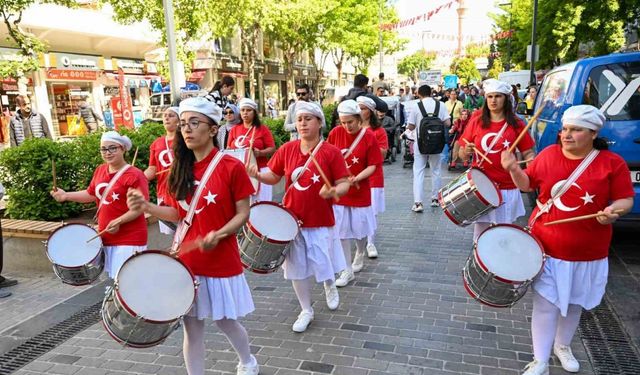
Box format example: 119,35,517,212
46,69,98,81
50,52,103,70
266,63,284,75
112,58,145,75
222,58,243,72
117,68,135,129
0,47,23,62
2,83,18,91
104,87,120,96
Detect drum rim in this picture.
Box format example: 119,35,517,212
46,223,103,266
467,167,503,207
247,201,300,244
475,223,545,283
114,249,197,323
438,190,463,226
101,319,167,348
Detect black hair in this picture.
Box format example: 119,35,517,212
212,76,235,92
480,93,519,129
417,85,432,97
296,83,310,92
242,108,262,128
169,117,220,200
378,72,384,79
354,74,369,89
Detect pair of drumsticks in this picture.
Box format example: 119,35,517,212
309,153,340,202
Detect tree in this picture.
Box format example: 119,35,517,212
0,0,76,80
397,51,435,83
487,57,504,79
450,57,480,85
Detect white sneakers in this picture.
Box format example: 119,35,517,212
352,251,365,273
335,270,354,287
554,344,580,372
522,359,549,375
324,283,340,310
366,243,378,258
411,202,424,212
292,310,314,333
236,355,259,375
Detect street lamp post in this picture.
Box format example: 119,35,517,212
163,0,180,103
529,0,539,86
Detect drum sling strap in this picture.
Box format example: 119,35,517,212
171,151,225,253
281,140,324,204
343,127,367,160
530,149,600,227
93,164,131,221
477,122,508,167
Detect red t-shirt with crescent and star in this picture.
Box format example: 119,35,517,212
327,126,383,207
526,145,634,261
458,117,535,189
268,141,350,228
226,124,276,168
148,135,174,203
87,165,149,247
165,148,255,278
369,127,388,188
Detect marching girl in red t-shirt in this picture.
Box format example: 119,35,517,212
50,131,149,279
144,106,178,234
501,105,634,375
458,79,536,241
356,96,388,259
249,101,351,333
127,97,259,375
328,100,383,288
226,98,276,203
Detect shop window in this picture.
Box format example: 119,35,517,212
214,38,233,55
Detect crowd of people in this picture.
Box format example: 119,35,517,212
0,71,634,375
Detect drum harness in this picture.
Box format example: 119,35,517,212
93,164,132,223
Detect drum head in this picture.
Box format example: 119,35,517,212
47,224,102,266
117,252,195,321
470,169,501,207
249,203,299,241
222,148,246,163
476,225,544,282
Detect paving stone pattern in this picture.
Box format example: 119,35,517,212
8,163,595,374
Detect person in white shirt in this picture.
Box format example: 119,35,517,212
284,84,311,140
407,85,451,212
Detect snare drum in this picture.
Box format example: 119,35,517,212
46,224,104,286
463,224,545,308
238,202,300,273
222,148,260,193
102,250,197,348
438,168,502,226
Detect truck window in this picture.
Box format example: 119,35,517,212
535,68,573,121
582,62,640,120
150,95,162,106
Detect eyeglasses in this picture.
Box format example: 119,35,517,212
99,145,122,154
296,92,308,97
179,119,210,130
224,111,234,115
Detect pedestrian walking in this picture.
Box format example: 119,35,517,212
284,84,312,140
77,101,103,133
204,76,235,109
218,103,241,151
9,95,52,147
501,105,634,375
463,86,484,111
249,101,350,333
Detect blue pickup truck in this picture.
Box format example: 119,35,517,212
527,51,640,220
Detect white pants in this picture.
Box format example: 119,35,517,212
412,152,443,203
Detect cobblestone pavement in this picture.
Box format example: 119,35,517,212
7,161,594,375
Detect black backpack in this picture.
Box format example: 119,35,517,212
416,100,446,154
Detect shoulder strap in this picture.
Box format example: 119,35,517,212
477,121,509,167
97,165,131,213
343,127,367,159
282,140,324,203
171,151,225,253
449,101,457,118
431,100,440,116
530,149,600,226
417,100,428,117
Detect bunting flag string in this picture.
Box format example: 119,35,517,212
380,0,460,31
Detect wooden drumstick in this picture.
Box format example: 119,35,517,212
156,168,171,176
462,138,493,165
309,152,339,201
543,209,625,226
51,159,57,191
508,105,545,153
517,158,534,164
131,146,139,167
86,219,122,243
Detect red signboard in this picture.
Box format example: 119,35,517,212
117,68,135,130
46,69,98,81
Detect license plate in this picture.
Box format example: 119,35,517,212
632,171,640,184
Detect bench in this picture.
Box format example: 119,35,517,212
1,215,172,274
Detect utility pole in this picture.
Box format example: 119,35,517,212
163,0,180,103
378,1,384,74
529,0,538,86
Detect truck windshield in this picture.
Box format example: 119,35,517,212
582,62,640,120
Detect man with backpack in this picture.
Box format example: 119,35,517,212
407,85,451,212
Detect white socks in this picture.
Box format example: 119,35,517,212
340,239,353,271
215,318,253,365
291,277,314,312
531,291,583,362
354,237,367,257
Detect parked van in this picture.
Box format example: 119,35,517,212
147,90,205,121
524,52,640,220
498,70,531,89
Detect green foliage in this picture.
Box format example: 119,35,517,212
323,103,337,129
487,57,504,79
450,57,481,85
397,51,435,82
262,118,288,147
0,122,165,221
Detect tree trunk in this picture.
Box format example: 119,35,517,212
332,49,344,87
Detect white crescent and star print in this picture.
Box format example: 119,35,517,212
95,183,119,205
292,165,320,191
234,135,248,149
541,180,596,213
158,149,173,168
480,132,511,154
341,149,360,169
178,180,218,215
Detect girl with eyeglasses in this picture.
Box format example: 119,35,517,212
144,107,179,234
127,97,258,375
226,98,276,202
50,131,149,279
